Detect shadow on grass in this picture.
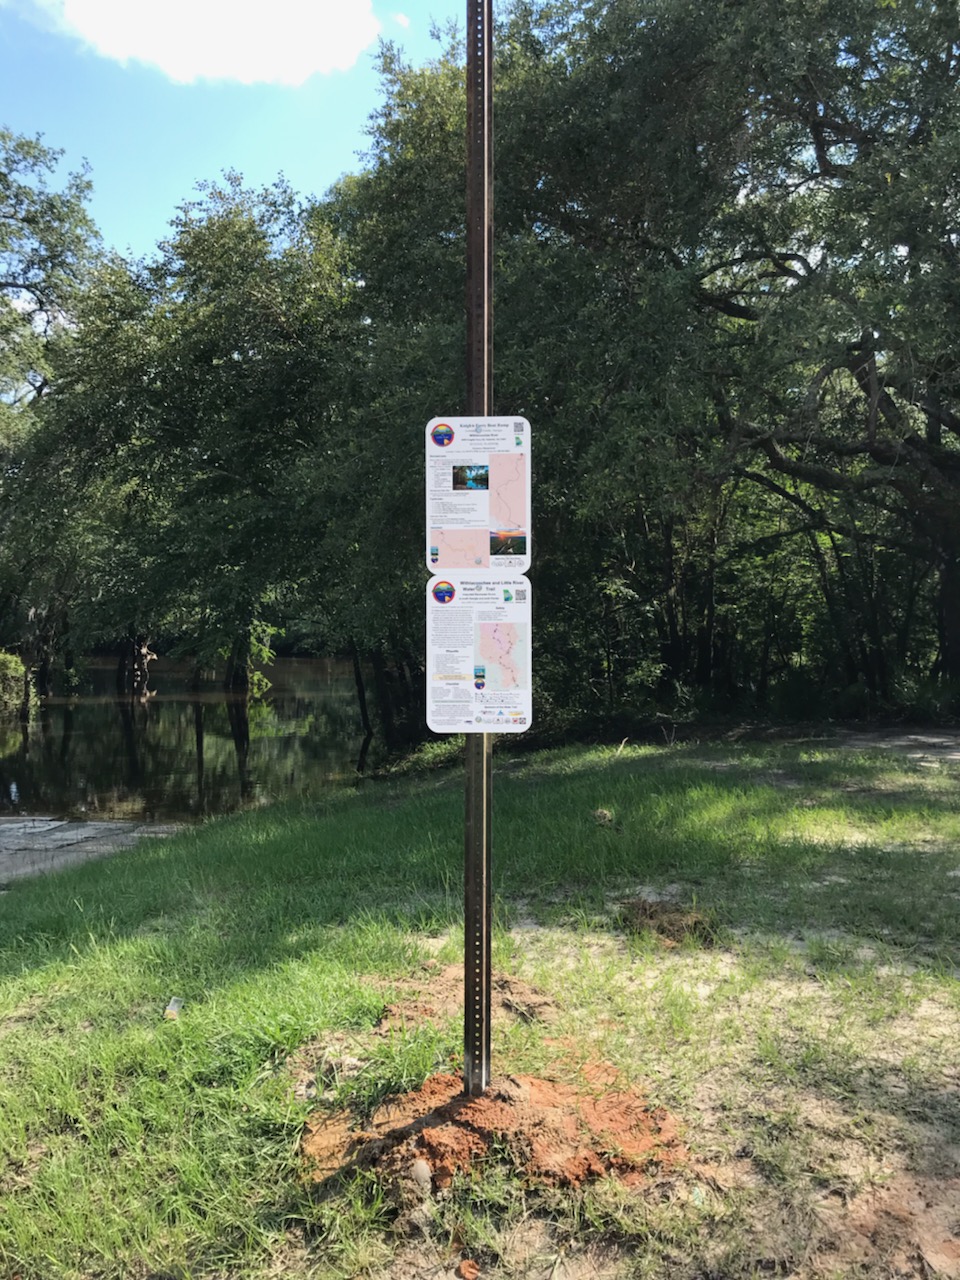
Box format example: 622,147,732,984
748,1025,960,1183
0,741,957,1280
1,740,958,995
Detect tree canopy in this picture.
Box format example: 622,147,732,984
3,0,960,733
0,126,96,444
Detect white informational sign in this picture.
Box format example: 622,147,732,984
425,416,531,575
426,575,533,733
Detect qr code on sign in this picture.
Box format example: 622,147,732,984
514,588,527,603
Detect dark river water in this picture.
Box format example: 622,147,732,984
0,657,366,821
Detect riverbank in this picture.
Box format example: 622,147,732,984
1,737,959,1278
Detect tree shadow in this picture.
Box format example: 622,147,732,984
0,743,957,1280
0,741,957,991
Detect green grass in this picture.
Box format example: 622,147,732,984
1,737,959,1278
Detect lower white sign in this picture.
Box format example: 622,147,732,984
426,576,532,733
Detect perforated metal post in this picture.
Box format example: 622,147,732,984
463,729,492,1094
463,0,494,1098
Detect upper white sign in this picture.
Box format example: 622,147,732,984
425,416,531,575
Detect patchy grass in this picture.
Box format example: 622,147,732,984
0,737,959,1277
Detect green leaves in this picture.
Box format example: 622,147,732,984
4,0,960,718
0,127,98,451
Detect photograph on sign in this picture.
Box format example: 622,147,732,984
426,575,532,734
425,417,531,575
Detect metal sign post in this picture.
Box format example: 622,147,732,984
463,0,494,1097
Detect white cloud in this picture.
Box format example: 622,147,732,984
29,0,381,85
391,12,410,27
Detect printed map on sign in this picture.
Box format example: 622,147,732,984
476,622,529,691
425,417,531,574
491,453,529,542
429,528,487,569
430,456,527,568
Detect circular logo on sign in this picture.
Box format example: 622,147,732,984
431,422,454,447
432,581,456,604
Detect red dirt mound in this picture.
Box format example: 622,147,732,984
302,1069,685,1196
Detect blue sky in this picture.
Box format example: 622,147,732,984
0,0,465,259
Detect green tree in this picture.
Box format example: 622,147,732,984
9,0,960,732
27,175,349,688
304,40,469,739
0,127,98,675
492,0,960,707
0,126,97,452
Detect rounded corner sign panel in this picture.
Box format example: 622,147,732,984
425,416,531,575
426,575,532,734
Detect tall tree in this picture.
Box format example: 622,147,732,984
8,176,348,687
0,126,98,668
494,0,960,703
0,126,97,450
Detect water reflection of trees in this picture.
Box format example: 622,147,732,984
225,696,252,801
0,659,361,819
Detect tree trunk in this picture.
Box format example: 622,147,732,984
35,648,53,699
351,639,374,776
370,646,397,749
806,532,859,687
938,550,960,683
131,635,155,696
193,700,206,810
896,563,931,667
226,694,252,798
60,701,74,766
117,633,155,697
19,663,32,724
403,647,426,724
695,512,721,689
756,621,772,705
223,634,251,696
659,520,686,684
62,613,74,690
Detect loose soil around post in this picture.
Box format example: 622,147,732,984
303,1069,685,1194
300,963,685,1197
294,942,960,1280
